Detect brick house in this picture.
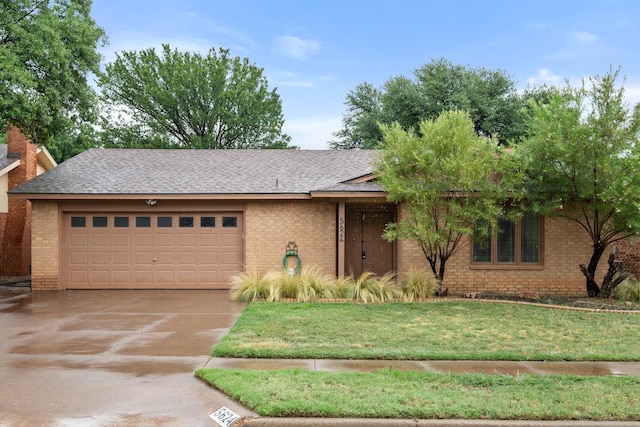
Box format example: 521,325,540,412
0,127,56,276
9,148,613,295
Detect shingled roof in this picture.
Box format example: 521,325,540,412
10,148,383,197
0,145,19,172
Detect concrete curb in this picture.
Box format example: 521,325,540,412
242,418,640,426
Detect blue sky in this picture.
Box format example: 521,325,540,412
91,0,640,149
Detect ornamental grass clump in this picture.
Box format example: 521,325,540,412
613,277,640,303
350,271,398,303
296,266,335,302
230,271,279,302
401,268,437,301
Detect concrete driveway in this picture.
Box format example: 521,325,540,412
0,289,254,426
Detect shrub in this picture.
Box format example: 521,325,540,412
333,276,355,299
350,271,398,303
230,271,279,302
400,268,437,301
296,266,335,302
613,277,640,303
273,272,301,301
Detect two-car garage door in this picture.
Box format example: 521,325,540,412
64,212,243,289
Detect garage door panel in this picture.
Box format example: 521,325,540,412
113,252,132,264
91,270,110,283
135,233,153,246
70,252,88,265
156,234,174,247
200,234,217,246
65,211,243,289
91,252,109,265
91,234,109,246
70,234,88,247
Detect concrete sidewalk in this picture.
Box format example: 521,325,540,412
205,357,640,376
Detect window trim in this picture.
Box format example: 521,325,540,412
470,214,545,270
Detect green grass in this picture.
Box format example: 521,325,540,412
196,368,640,420
212,302,640,361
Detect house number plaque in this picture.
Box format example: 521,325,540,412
209,407,241,426
339,217,345,242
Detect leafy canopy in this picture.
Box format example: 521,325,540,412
98,44,293,149
0,0,106,149
518,68,640,296
332,58,525,149
376,110,515,285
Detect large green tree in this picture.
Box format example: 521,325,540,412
375,110,517,289
331,58,524,149
98,44,293,149
0,0,106,150
519,69,640,297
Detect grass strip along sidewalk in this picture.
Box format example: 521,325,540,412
198,301,640,420
196,368,640,420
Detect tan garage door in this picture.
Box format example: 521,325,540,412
64,212,243,289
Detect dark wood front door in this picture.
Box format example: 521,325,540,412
362,211,395,276
345,204,396,277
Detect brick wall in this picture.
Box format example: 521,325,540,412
397,209,608,297
614,237,640,278
245,200,336,276
2,127,37,275
30,201,61,290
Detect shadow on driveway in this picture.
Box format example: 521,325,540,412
0,290,252,426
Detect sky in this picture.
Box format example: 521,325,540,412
91,0,640,149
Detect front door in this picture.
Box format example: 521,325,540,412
345,204,396,277
362,211,395,276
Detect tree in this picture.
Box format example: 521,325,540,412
0,0,106,148
519,69,640,297
98,44,293,149
375,110,515,289
331,58,524,149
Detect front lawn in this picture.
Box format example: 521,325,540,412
196,368,640,420
212,301,640,361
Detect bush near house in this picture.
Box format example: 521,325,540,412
230,267,437,303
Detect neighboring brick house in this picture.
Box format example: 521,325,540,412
0,127,57,276
9,148,614,295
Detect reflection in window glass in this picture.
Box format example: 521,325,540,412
114,216,129,227
497,217,515,263
71,216,86,227
157,216,172,227
222,217,237,228
136,216,151,227
179,217,194,227
92,216,107,227
201,217,215,227
520,213,539,263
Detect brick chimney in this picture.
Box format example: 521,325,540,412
1,126,37,276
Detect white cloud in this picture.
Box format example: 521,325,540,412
526,68,563,86
274,36,321,59
283,116,342,150
624,83,640,106
571,30,598,45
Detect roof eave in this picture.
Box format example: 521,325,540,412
9,192,314,201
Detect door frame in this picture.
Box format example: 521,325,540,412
340,203,397,277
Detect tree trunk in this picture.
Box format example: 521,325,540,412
580,244,605,297
600,253,630,298
435,260,447,296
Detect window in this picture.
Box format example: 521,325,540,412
71,216,86,227
222,216,237,228
157,216,172,227
201,217,215,227
179,216,194,227
473,213,542,265
114,216,129,227
92,216,107,227
136,216,151,227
